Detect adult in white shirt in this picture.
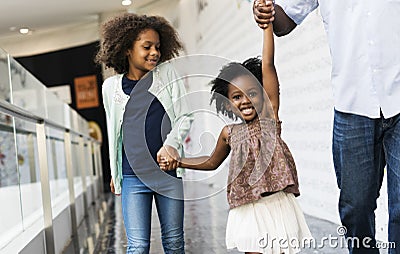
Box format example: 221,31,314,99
253,1,400,253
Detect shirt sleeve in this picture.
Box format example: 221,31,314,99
275,0,319,25
163,65,194,150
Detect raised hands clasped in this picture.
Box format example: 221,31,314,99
253,0,275,29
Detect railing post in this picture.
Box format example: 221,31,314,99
36,121,55,254
50,139,58,180
85,139,95,201
92,142,101,196
27,133,37,183
95,143,104,194
64,131,79,253
79,136,88,215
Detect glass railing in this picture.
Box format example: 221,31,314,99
0,47,103,254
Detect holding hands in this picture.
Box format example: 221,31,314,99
253,0,275,29
157,145,180,171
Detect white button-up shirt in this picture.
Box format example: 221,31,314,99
276,0,400,118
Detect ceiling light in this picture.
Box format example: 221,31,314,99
19,27,30,34
122,0,132,6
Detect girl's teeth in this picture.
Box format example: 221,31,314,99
242,108,252,115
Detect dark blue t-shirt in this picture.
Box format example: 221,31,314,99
121,74,172,175
121,76,137,175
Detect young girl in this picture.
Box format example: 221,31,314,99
160,6,311,254
96,13,192,253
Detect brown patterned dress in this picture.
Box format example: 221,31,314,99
226,117,300,209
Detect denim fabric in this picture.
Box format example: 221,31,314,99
121,173,185,254
333,110,400,254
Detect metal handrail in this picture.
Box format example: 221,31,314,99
0,97,100,144
0,48,104,254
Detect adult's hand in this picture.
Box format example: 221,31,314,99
157,145,180,171
253,0,275,29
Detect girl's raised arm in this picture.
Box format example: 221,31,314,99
261,7,280,121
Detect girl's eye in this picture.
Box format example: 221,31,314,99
144,46,151,50
248,92,257,97
232,95,241,100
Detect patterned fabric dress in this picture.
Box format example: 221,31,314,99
225,117,312,254
226,117,299,209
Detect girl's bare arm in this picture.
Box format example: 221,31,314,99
262,22,280,120
178,126,231,170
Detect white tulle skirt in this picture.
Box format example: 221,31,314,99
226,191,312,254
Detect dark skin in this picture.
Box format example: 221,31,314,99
253,0,297,36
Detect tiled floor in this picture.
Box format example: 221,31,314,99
91,184,353,254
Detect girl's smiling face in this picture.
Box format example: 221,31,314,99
226,75,264,122
126,28,161,80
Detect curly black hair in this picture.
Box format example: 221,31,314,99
95,13,183,74
210,57,263,119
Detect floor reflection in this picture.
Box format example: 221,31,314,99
77,183,354,254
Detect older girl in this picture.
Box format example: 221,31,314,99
96,13,192,254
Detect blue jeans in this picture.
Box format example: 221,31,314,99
121,172,185,254
333,110,400,254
